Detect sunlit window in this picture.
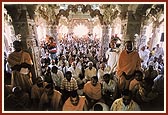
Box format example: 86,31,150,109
73,23,89,38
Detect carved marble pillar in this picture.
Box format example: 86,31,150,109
120,20,127,50
12,6,41,82
121,20,127,38
4,9,16,52
120,10,141,50
126,11,141,40
99,24,111,58
137,25,148,49
111,24,115,36
150,27,161,50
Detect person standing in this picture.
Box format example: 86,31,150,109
105,39,119,74
7,40,33,93
47,37,57,60
116,38,141,91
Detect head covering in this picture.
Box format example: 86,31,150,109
139,44,146,50
148,61,154,67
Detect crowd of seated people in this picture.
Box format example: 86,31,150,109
4,35,164,111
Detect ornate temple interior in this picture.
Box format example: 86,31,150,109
3,3,165,112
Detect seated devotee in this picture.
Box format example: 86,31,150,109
83,61,97,83
39,83,62,111
48,59,57,69
90,102,109,111
157,55,164,67
44,67,53,84
153,57,159,70
152,68,164,109
83,76,102,110
85,49,92,59
5,86,31,111
137,77,158,103
97,63,111,83
68,53,76,66
110,89,141,111
147,52,154,64
60,71,78,103
51,66,64,91
145,61,158,80
41,60,47,76
31,76,47,110
43,53,51,66
129,70,143,96
57,55,69,75
57,55,69,67
101,73,118,107
116,38,141,91
75,56,82,70
62,90,88,111
153,68,164,95
68,61,83,86
154,44,164,59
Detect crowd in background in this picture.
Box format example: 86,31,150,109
4,35,164,111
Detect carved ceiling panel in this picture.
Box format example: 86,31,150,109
4,4,164,28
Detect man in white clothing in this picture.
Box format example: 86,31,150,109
68,61,83,85
51,66,64,91
97,63,110,83
154,44,164,58
105,39,119,74
138,45,149,70
83,61,97,83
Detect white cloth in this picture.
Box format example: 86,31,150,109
84,67,97,81
68,66,83,85
102,80,117,95
138,49,149,69
68,66,82,79
51,70,64,87
97,67,111,82
155,47,164,58
20,68,29,75
105,48,119,73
